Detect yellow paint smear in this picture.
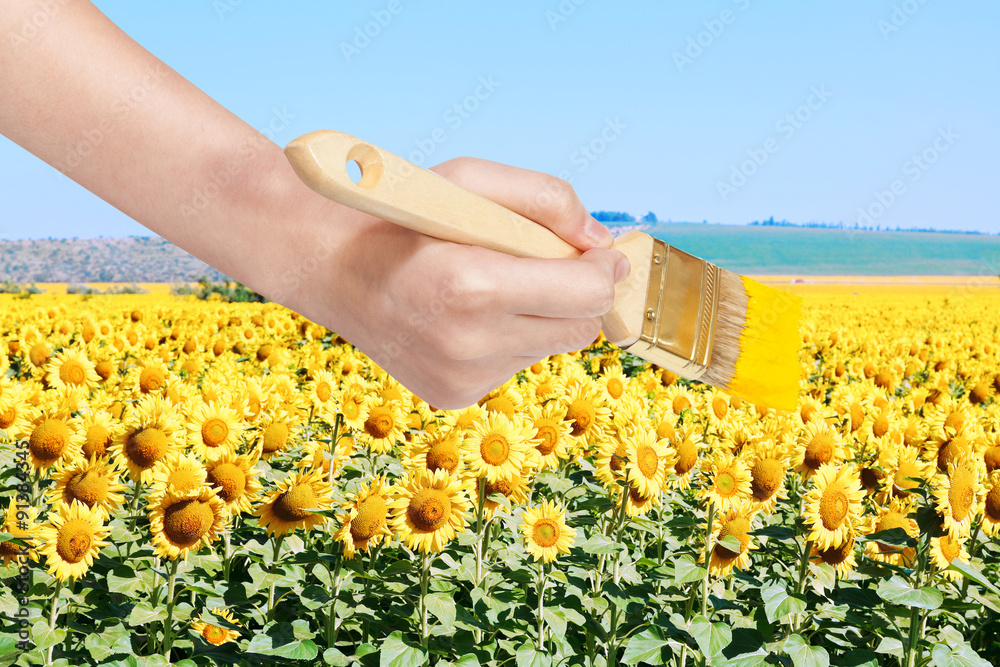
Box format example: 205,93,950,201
726,276,802,411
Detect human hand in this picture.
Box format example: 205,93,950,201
283,157,630,409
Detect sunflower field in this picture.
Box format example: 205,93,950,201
1,284,1000,667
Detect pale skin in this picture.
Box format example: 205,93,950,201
0,0,629,409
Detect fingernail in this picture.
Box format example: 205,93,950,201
585,218,614,247
615,256,631,282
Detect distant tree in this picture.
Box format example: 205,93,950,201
641,211,658,223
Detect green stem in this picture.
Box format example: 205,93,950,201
904,531,931,667
326,555,343,647
790,539,814,635
536,561,547,652
45,579,62,665
701,502,715,617
267,534,286,621
419,552,431,658
961,520,982,600
161,558,180,660
473,477,487,644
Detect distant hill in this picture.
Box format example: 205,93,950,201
0,236,226,283
647,224,1000,276
1,226,999,281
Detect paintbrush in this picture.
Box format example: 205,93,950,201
284,130,802,410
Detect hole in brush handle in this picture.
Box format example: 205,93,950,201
345,142,384,189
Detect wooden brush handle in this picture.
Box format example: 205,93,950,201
284,130,648,346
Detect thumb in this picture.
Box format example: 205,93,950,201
579,247,631,286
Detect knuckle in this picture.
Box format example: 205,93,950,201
539,176,577,220
567,318,602,351
445,265,495,313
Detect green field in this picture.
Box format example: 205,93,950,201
645,224,1000,275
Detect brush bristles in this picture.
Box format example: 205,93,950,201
702,271,803,411
700,269,747,390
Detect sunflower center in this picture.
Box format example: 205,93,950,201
804,433,835,470
343,397,361,421
169,468,203,495
947,466,975,521
656,419,676,441
202,625,228,645
819,486,849,530
208,463,246,503
532,518,560,548
566,399,596,436
849,404,864,432
751,458,783,501
56,518,93,564
714,517,751,559
944,410,965,433
674,439,698,475
0,406,17,430
937,437,965,472
351,495,388,541
273,484,318,522
893,460,921,496
984,485,1000,523
262,422,289,454
126,428,169,469
407,488,452,532
606,378,624,400
818,538,853,565
712,397,728,420
60,360,87,386
984,447,1000,473
316,382,333,403
873,415,890,439
163,499,214,546
82,424,111,458
201,418,229,446
139,367,166,393
636,444,659,479
534,420,559,456
875,512,907,553
715,471,737,496
938,534,960,562
425,438,460,473
484,396,515,417
66,471,108,507
859,466,883,492
672,396,691,415
29,419,70,462
364,407,394,440
480,434,511,467
29,342,51,367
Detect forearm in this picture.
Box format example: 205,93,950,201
0,0,339,302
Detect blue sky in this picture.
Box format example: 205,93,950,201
1,1,998,239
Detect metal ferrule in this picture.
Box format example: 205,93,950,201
624,239,720,380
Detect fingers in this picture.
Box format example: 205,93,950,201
431,157,615,252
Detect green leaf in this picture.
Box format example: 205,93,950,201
785,634,829,667
31,619,66,651
379,631,426,667
247,622,320,661
322,647,350,666
673,555,706,585
930,642,992,667
515,643,553,667
689,614,731,658
946,560,1000,596
837,649,879,667
717,535,742,554
84,623,131,661
0,636,19,662
751,525,796,541
858,527,916,548
578,533,622,555
425,593,456,629
761,580,806,624
877,575,943,610
128,601,166,626
621,627,669,665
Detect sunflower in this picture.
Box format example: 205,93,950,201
925,397,971,442
333,475,393,559
520,500,575,563
593,434,629,490
255,407,300,460
793,421,846,479
931,449,985,539
862,499,918,566
187,400,244,462
439,403,486,440
481,472,532,520
148,452,210,500
662,385,698,418
125,358,174,396
191,608,242,646
929,532,969,581
525,402,572,471
374,374,412,413
0,383,35,436
717,421,761,457
797,395,825,425
746,440,790,514
462,412,534,484
404,429,464,476
981,471,1000,537
47,456,127,520
924,431,977,474
44,348,100,391
479,382,525,419
615,483,661,517
624,428,674,499
112,395,184,484
803,464,864,550
704,388,734,430
255,468,333,537
388,468,470,553
561,381,611,450
77,409,122,459
206,452,263,516
880,444,935,503
703,502,757,577
149,486,228,560
524,369,566,403
0,499,38,565
26,414,84,472
810,536,857,578
700,452,752,514
355,396,407,455
668,425,703,491
36,501,110,581
595,362,631,409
